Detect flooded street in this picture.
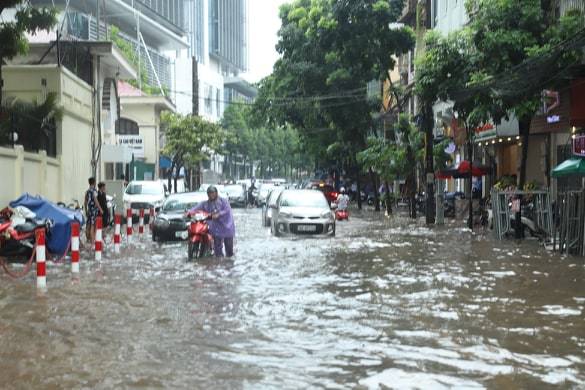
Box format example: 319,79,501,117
1,208,584,389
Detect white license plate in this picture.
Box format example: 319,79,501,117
297,225,317,232
175,231,188,239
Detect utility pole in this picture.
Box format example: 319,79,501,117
423,103,435,224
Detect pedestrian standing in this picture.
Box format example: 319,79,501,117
189,186,235,257
84,177,103,244
97,182,110,227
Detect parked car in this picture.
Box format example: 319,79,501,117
224,184,247,207
123,181,167,223
270,189,335,237
262,187,285,227
151,191,208,242
257,183,276,206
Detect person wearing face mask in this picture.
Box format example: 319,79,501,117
189,186,235,257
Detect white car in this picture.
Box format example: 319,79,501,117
123,181,167,220
270,190,335,237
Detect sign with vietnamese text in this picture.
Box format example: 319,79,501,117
573,135,585,157
116,135,144,159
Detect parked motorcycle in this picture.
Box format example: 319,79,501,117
0,214,52,263
186,211,213,260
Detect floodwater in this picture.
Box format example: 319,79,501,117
0,208,584,389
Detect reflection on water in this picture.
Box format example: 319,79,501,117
0,209,584,389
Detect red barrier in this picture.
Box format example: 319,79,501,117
71,222,80,273
126,208,133,242
139,208,144,236
95,216,103,261
36,229,46,289
114,214,121,254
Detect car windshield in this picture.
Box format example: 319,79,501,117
125,183,162,195
279,191,328,208
162,194,207,211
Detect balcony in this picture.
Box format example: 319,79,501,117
560,0,585,16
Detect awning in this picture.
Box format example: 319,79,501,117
551,157,585,177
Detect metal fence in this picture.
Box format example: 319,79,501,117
491,190,553,241
554,190,585,256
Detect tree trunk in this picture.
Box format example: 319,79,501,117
168,161,175,193
356,167,362,210
384,180,392,214
423,103,435,224
0,61,3,111
369,167,380,211
467,131,473,230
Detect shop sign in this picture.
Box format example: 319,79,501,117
573,135,585,157
117,135,144,158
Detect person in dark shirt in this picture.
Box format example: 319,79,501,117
97,182,109,227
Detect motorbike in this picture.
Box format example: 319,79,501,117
331,202,349,221
0,211,52,263
186,211,213,260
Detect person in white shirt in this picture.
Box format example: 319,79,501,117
336,187,350,211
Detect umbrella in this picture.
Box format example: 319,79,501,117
436,160,489,179
551,157,585,177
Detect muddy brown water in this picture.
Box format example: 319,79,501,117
0,208,584,389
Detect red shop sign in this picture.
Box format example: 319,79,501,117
573,135,585,157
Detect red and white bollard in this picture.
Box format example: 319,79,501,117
139,208,145,237
36,229,46,289
71,223,80,273
114,214,121,254
126,208,133,243
95,216,103,261
149,207,156,230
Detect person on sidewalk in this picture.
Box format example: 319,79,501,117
189,185,235,257
84,177,103,244
97,182,110,228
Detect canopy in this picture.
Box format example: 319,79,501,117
551,157,585,177
10,194,84,255
436,160,489,179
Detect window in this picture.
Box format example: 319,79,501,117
116,118,139,135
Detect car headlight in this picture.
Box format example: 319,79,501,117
321,211,334,219
154,218,169,227
279,211,292,218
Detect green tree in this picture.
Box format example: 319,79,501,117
161,112,225,192
0,1,57,108
254,0,415,208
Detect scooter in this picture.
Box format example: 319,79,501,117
186,211,213,260
0,217,52,263
331,202,349,221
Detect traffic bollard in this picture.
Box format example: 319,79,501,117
36,229,46,289
126,208,133,243
139,208,144,237
71,222,80,273
114,214,121,254
149,207,155,230
95,216,103,261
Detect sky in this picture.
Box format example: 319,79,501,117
243,0,290,83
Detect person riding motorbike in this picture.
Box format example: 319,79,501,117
188,186,235,257
336,187,350,211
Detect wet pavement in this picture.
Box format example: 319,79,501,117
0,208,584,389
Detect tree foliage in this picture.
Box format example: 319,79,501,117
161,112,225,169
0,1,57,107
255,0,415,168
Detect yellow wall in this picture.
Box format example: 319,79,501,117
1,65,93,204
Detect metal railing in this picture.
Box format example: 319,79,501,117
554,190,585,256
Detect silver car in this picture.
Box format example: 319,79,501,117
262,187,284,227
270,190,335,237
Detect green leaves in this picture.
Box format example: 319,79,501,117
161,113,225,167
0,2,57,61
